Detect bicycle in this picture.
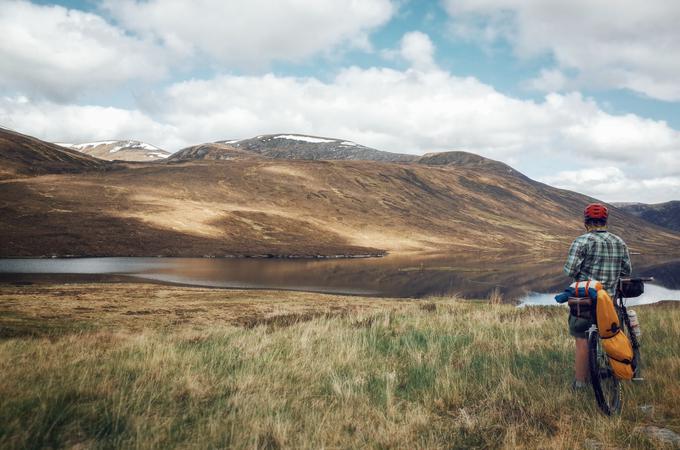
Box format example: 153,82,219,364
569,277,652,416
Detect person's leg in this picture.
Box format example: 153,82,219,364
575,337,589,382
569,314,591,389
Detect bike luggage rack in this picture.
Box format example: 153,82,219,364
567,298,592,306
567,297,592,319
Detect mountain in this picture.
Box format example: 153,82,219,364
415,151,528,179
217,134,418,162
614,201,680,232
2,129,679,260
167,143,261,162
0,127,106,179
58,140,170,161
177,139,519,177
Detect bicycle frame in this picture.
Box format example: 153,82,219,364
615,277,653,381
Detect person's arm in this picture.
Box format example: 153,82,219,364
620,245,632,277
564,238,585,279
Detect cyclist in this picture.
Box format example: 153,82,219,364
563,203,632,389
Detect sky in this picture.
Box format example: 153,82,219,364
1,0,679,203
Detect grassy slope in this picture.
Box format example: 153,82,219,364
0,284,678,449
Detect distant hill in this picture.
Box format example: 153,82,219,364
415,151,528,179
217,134,418,162
0,127,106,179
614,201,680,232
2,128,680,259
167,143,261,162
58,140,170,161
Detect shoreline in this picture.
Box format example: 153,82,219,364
0,273,385,298
2,276,678,306
0,252,389,260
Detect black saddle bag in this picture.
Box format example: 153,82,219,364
619,279,644,298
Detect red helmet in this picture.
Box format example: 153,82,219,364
584,203,608,220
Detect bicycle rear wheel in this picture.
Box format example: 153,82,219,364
588,329,622,415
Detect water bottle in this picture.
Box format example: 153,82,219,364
628,309,641,338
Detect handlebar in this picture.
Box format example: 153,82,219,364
620,277,654,283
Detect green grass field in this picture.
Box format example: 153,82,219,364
0,284,678,449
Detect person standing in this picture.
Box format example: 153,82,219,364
563,203,632,389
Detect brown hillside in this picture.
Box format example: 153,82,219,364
1,129,679,259
0,128,106,179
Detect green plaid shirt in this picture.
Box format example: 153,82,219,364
564,230,632,294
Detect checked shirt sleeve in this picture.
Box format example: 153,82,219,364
564,238,585,279
620,245,632,277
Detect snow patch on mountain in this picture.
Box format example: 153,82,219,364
109,141,162,153
58,141,117,149
60,140,163,153
208,133,421,162
273,135,335,144
57,140,169,161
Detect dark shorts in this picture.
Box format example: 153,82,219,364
569,314,591,339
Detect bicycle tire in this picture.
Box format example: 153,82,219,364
588,329,622,415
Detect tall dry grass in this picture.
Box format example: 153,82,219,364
0,295,678,449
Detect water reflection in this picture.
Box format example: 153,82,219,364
1,255,679,301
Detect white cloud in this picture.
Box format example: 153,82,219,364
0,0,394,100
442,0,680,101
102,0,395,68
0,1,167,100
538,167,680,203
525,69,568,93
129,58,680,186
0,96,182,150
151,67,553,155
400,31,436,70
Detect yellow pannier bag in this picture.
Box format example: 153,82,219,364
601,330,634,364
596,289,634,380
596,289,620,338
608,356,634,380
